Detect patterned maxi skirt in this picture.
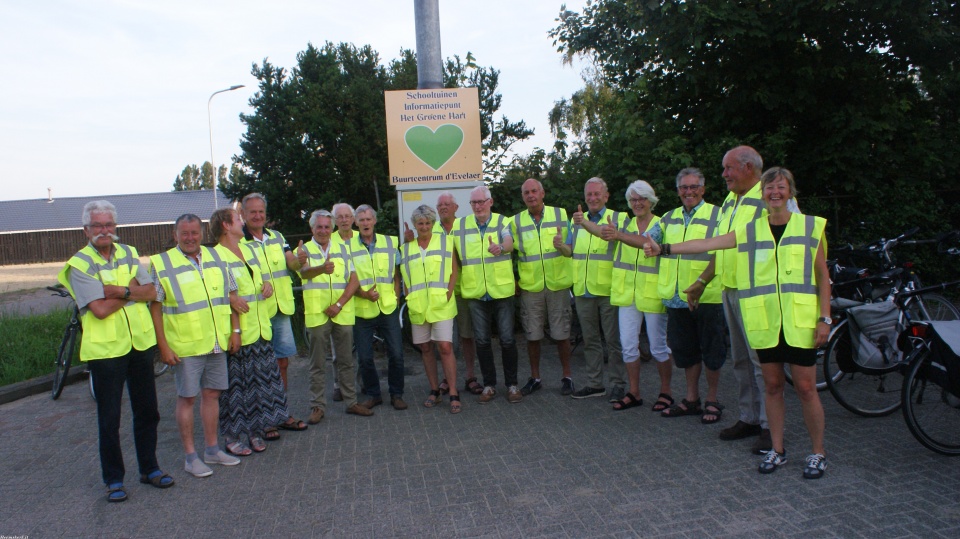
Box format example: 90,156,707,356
219,338,290,438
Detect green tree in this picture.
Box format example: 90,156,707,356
224,42,531,236
173,162,238,192
550,0,960,245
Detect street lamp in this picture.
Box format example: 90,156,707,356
208,84,245,209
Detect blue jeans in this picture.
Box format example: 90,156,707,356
354,310,405,399
468,297,519,387
87,347,161,485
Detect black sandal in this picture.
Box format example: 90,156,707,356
651,393,674,412
424,390,442,408
660,398,702,418
701,401,724,424
612,392,643,411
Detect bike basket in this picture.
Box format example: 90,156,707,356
929,321,960,399
845,301,902,374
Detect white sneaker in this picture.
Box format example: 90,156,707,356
203,449,241,466
184,458,213,478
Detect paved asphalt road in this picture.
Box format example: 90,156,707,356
2,336,959,538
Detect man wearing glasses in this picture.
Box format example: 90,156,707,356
451,185,522,404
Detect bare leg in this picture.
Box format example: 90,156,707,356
625,360,641,398
657,355,674,397
557,338,572,378
705,366,721,403
437,341,458,397
527,339,542,379
685,363,702,402
176,396,196,454
277,356,289,389
789,363,826,455
200,388,221,448
761,363,787,454
421,343,439,390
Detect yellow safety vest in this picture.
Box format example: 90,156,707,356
399,233,457,324
57,243,156,361
611,215,665,313
452,214,515,299
242,228,295,317
511,206,572,293
737,214,827,350
716,182,767,288
657,203,722,304
150,246,232,358
348,234,399,318
215,244,272,346
571,209,628,297
301,239,354,327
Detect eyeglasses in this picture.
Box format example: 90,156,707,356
469,198,490,206
628,197,648,204
87,222,116,231
677,185,702,192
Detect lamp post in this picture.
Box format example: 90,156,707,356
208,85,245,209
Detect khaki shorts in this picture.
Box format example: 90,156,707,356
520,288,571,341
412,318,454,345
454,295,474,339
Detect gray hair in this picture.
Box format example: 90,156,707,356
174,214,201,232
521,179,544,192
729,146,763,174
469,185,491,200
82,200,117,226
241,192,267,210
354,204,376,220
411,204,437,225
584,177,607,192
625,180,659,208
675,167,705,188
309,209,333,228
332,202,354,216
436,191,456,203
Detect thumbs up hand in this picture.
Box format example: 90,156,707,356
403,222,414,243
552,227,563,249
600,215,617,241
643,238,662,258
487,235,501,256
572,204,584,226
296,240,307,267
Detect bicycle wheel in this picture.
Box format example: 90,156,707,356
823,321,904,417
901,347,960,455
51,324,78,400
908,293,960,322
88,367,96,401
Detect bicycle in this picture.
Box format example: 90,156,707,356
822,231,960,417
898,280,960,455
48,286,92,401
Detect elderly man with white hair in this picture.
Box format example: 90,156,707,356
58,201,173,502
451,185,522,403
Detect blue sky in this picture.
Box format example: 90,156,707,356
0,0,588,202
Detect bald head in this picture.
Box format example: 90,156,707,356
722,145,763,195
521,178,545,213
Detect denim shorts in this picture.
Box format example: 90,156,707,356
270,313,297,359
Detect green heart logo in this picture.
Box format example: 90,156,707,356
404,124,464,171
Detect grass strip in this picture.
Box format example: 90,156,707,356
0,307,73,386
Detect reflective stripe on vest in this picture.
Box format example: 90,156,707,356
241,229,295,316
610,215,664,312
513,206,572,293
400,234,457,325
349,234,399,318
452,214,515,299
736,214,826,350
57,243,156,361
717,182,766,288
571,209,627,297
215,244,272,345
150,246,232,358
656,204,722,304
301,240,354,327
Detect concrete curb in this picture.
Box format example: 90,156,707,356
0,369,87,405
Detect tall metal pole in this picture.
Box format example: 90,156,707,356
208,85,245,209
414,0,443,89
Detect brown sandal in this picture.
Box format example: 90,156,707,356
464,377,483,395
449,394,462,414
424,390,442,408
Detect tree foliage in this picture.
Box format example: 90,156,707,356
549,0,960,248
223,43,531,237
172,162,238,192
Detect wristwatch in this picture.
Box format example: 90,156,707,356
123,286,131,299
336,301,342,309
232,328,241,334
818,316,832,325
